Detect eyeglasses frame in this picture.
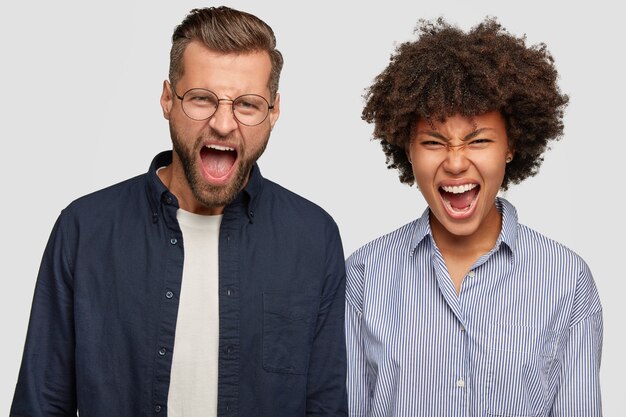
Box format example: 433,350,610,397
172,86,275,127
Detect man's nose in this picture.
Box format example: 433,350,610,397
208,101,238,135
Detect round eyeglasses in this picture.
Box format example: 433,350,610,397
173,88,274,126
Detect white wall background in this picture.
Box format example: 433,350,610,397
1,0,623,414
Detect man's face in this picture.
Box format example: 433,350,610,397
160,41,280,214
407,111,513,242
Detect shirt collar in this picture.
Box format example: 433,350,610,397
228,162,264,222
409,196,519,255
410,206,432,253
494,197,518,254
145,150,264,222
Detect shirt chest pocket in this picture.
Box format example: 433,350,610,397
486,324,558,417
262,292,319,375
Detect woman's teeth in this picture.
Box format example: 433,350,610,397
440,183,477,194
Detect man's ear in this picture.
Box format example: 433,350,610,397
269,92,280,130
160,80,173,120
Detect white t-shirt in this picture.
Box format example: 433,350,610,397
168,209,222,417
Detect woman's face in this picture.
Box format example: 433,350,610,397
407,111,513,242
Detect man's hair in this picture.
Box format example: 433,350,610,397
362,17,569,189
169,6,283,102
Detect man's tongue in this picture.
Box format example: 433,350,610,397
441,187,478,210
201,147,236,179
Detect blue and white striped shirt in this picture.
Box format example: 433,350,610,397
346,198,602,417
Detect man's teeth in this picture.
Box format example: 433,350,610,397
206,144,235,152
441,184,478,194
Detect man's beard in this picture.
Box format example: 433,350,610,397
170,123,269,210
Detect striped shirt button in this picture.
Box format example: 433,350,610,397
468,270,475,278
456,379,465,388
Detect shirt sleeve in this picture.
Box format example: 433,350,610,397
10,211,77,416
345,254,370,417
305,221,348,416
550,265,603,417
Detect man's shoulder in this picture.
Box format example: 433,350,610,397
63,173,147,219
260,177,337,226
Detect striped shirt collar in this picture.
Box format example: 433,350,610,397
410,197,519,257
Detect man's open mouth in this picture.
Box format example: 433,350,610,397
200,144,238,180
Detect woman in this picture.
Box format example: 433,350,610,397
346,17,602,417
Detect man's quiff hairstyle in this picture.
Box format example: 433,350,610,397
363,17,569,189
169,6,283,102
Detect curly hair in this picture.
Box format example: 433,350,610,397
362,17,569,189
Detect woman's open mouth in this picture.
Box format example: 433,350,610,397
439,183,480,218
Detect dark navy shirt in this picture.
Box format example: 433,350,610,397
11,151,348,417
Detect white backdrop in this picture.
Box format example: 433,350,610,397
1,0,623,415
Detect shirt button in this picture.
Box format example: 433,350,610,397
226,345,234,354
165,291,174,299
249,210,254,218
226,289,232,296
155,405,162,413
456,379,465,388
163,195,173,205
226,403,232,412
170,238,178,245
468,270,475,278
158,347,167,356
460,326,466,332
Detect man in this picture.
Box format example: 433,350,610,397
346,17,602,416
11,6,347,417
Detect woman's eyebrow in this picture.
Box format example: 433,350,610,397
415,127,495,141
415,130,448,140
464,127,494,141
